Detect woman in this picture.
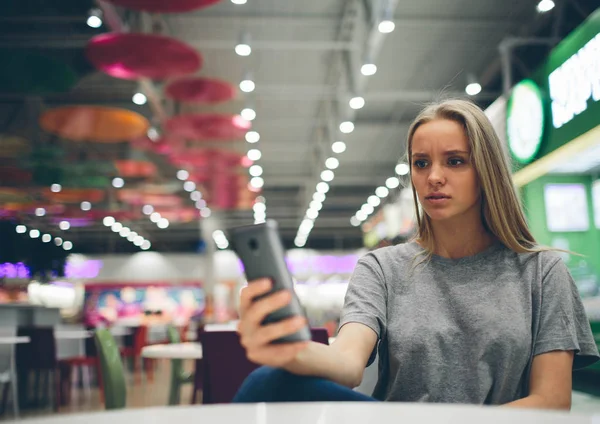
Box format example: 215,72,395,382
233,100,599,409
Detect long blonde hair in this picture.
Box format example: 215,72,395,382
407,99,543,256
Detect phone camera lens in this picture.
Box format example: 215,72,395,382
248,238,259,251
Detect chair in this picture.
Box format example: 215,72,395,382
15,327,61,411
94,329,126,410
166,326,193,405
200,328,329,404
0,327,19,418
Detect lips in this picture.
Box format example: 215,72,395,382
425,193,451,200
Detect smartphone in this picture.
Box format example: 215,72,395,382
229,220,311,343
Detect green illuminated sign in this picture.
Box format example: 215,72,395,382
506,79,546,164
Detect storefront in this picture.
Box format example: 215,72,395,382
506,10,600,334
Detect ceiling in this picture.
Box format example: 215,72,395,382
0,0,598,259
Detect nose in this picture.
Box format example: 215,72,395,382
427,163,446,186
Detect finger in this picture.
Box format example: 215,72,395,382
239,278,272,314
244,290,292,328
254,316,308,346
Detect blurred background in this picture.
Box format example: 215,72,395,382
1,0,600,418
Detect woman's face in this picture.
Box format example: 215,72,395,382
410,119,481,224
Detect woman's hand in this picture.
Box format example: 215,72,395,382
237,278,309,367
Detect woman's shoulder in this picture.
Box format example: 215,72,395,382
360,242,420,270
510,246,565,275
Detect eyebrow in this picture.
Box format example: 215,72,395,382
412,150,470,158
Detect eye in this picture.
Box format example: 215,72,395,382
448,158,465,167
413,160,428,169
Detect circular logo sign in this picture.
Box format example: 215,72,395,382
506,79,545,164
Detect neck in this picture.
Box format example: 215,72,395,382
425,213,495,259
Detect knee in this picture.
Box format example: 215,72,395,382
233,366,299,403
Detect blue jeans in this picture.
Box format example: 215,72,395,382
232,366,377,403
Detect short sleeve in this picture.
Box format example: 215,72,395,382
338,253,387,365
534,258,600,370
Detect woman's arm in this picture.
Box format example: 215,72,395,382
283,322,378,388
504,350,574,410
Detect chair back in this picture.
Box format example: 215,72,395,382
201,328,329,404
0,327,16,376
94,329,126,410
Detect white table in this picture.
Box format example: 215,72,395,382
0,336,30,345
16,402,598,424
54,330,92,340
141,342,203,360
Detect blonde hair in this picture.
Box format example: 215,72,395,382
406,99,544,257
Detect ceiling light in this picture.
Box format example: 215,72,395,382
325,157,339,170
196,199,207,209
465,82,482,96
54,237,63,246
349,96,365,110
16,225,26,234
142,205,154,215
80,201,91,211
86,9,102,28
231,0,247,5
537,0,555,13
134,236,144,246
127,232,137,242
29,229,40,239
240,79,255,93
313,192,326,202
378,19,395,33
191,191,202,201
177,169,189,181
111,222,123,232
306,209,319,220
235,43,251,57
361,204,374,215
309,200,323,211
132,92,147,105
63,241,73,251
50,183,62,193
103,216,115,227
35,208,46,217
112,177,124,188
249,165,263,177
157,218,169,229
250,177,264,189
332,141,346,154
119,227,131,237
368,195,381,207
316,182,330,194
350,216,361,227
395,163,410,176
361,63,377,76
247,149,262,161
183,181,196,192
59,221,70,231
241,108,256,121
141,240,151,250
147,127,159,141
150,212,161,223
295,238,306,248
200,208,212,218
376,186,389,198
386,177,400,189
320,170,334,182
42,234,52,243
356,211,368,221
299,219,314,233
245,131,260,143
253,202,266,213
339,121,355,134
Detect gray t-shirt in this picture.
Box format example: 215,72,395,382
339,241,599,404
